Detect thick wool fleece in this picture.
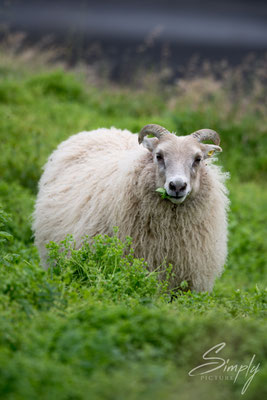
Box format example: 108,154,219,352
33,128,229,292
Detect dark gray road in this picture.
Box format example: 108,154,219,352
1,0,267,80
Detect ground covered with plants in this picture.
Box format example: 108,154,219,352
0,49,266,399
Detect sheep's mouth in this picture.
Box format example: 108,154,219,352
168,195,187,204
168,191,191,204
169,194,184,199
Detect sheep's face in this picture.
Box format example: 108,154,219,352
142,134,222,204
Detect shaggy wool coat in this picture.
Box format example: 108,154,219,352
33,128,229,292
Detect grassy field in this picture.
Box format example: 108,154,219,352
0,51,266,399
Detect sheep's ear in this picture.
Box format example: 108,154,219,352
203,144,222,159
141,137,159,152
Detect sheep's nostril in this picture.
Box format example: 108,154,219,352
169,181,176,191
180,182,187,191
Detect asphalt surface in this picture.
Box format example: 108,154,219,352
1,0,267,80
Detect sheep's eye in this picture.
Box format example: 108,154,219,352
156,153,163,161
194,156,202,165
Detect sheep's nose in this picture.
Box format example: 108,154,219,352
169,180,187,194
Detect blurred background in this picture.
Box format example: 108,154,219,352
1,0,267,81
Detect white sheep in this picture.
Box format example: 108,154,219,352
33,124,229,292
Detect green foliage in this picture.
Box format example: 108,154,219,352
27,70,86,101
0,205,14,267
0,206,12,244
0,56,266,399
155,187,172,200
0,181,34,243
227,182,267,284
46,231,170,303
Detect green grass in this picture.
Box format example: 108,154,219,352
0,55,266,400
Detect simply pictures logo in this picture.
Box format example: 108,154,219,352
188,342,260,395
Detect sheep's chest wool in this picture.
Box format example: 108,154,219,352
33,125,229,292
115,155,229,292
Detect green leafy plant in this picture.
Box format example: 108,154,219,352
0,206,12,245
156,187,172,200
46,230,171,303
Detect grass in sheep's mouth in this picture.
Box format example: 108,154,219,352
156,187,173,200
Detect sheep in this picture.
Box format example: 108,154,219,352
33,124,229,292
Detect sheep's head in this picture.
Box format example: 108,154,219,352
138,124,222,204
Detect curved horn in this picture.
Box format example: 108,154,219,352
138,124,170,144
192,129,220,145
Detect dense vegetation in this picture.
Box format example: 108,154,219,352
0,50,266,399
